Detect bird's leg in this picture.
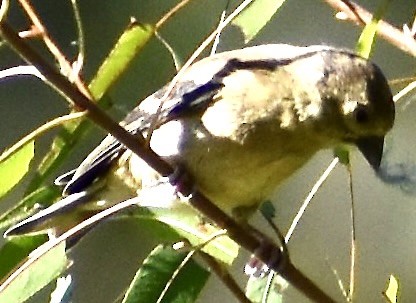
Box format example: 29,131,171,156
168,166,289,276
167,164,197,199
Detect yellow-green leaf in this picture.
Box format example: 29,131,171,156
0,241,67,303
27,21,154,192
232,0,286,43
89,22,154,100
0,141,34,198
153,205,239,265
356,0,391,58
383,274,399,303
333,145,350,166
123,245,209,303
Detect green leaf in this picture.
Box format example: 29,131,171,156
232,0,286,42
383,274,400,303
246,273,286,303
89,22,154,100
0,140,34,198
26,21,154,193
122,245,209,303
260,200,276,220
0,235,47,281
151,205,239,265
333,146,350,166
0,240,67,303
129,205,239,265
355,0,391,58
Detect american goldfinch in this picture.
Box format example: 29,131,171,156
5,44,395,237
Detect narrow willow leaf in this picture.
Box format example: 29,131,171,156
122,245,209,303
0,140,34,198
89,21,154,100
383,274,399,303
152,205,239,265
0,241,67,303
27,21,154,193
356,0,391,58
128,206,239,265
232,0,286,42
246,273,286,303
0,235,47,280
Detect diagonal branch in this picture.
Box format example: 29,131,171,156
323,0,416,57
0,21,336,303
17,0,91,97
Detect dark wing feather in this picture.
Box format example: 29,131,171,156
54,52,293,196
60,79,221,196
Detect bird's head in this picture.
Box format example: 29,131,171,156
317,50,395,170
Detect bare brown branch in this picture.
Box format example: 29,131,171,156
17,0,91,97
199,252,251,303
323,0,416,57
0,20,337,303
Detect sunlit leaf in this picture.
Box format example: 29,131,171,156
122,245,209,303
383,274,399,303
0,140,34,198
0,235,47,281
27,21,154,193
0,241,67,303
89,21,154,100
232,0,286,42
152,205,239,265
356,0,391,58
246,272,286,303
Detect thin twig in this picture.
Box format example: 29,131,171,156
0,197,140,294
156,250,196,303
346,164,356,301
285,158,339,243
156,0,192,29
211,2,229,55
389,76,416,87
17,0,91,98
0,22,172,176
393,80,416,103
0,21,336,303
323,0,416,57
0,64,43,79
155,31,182,71
69,0,85,83
199,252,251,303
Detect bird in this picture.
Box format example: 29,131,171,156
4,44,395,239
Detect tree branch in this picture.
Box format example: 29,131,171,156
0,21,336,303
323,0,416,57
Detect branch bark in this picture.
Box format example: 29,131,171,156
0,21,336,303
323,0,416,57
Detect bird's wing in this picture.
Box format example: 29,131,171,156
62,80,221,195
62,44,334,195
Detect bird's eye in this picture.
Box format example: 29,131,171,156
353,105,370,124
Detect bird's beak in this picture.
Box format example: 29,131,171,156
356,136,385,170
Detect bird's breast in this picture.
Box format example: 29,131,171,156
149,119,319,217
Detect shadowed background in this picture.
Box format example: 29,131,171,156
0,0,415,302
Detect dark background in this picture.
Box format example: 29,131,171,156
0,0,415,302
